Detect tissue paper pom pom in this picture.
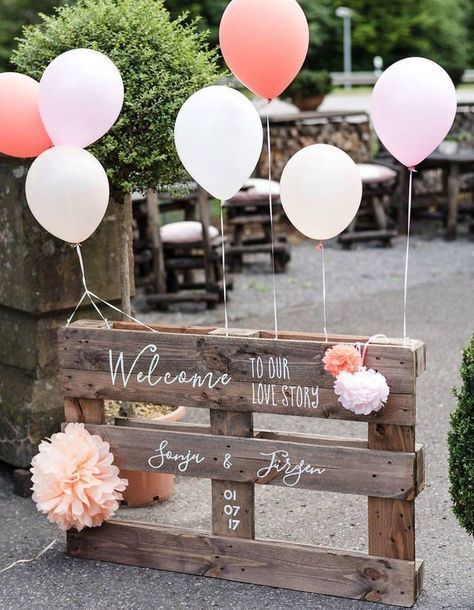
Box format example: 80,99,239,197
323,344,363,378
31,423,127,531
334,367,390,415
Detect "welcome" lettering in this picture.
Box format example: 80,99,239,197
108,344,232,390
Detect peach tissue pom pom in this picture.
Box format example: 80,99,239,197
31,423,127,531
334,367,390,415
323,343,362,378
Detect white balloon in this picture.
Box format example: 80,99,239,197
25,146,110,243
280,144,362,241
39,48,124,148
174,86,263,201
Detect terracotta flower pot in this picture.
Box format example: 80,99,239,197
121,406,186,507
293,93,325,112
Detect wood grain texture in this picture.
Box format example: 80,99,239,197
61,374,415,424
58,321,425,606
58,321,421,424
211,410,255,539
113,417,425,457
59,322,421,392
64,398,104,424
82,423,418,499
67,520,419,607
368,423,416,560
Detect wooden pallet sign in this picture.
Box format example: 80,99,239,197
59,320,426,607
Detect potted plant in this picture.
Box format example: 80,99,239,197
105,401,186,507
284,69,333,112
448,335,474,537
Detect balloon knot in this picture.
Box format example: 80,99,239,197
315,241,323,252
408,166,417,173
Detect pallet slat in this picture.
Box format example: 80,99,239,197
368,423,416,560
59,323,421,394
83,423,419,499
113,416,426,458
67,520,421,607
73,376,416,425
210,410,255,539
63,375,415,424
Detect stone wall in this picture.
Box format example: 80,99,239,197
257,111,372,180
0,157,131,467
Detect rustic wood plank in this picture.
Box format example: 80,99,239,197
210,410,255,539
113,418,425,463
61,370,415,424
415,444,425,494
59,324,421,395
59,321,417,424
114,417,370,447
368,423,416,560
83,423,417,499
64,398,104,424
102,321,217,335
67,520,419,607
66,319,425,363
415,560,425,601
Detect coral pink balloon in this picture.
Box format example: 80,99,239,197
219,0,309,100
39,48,124,148
371,57,457,168
0,73,51,158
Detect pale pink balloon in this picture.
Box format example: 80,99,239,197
39,48,124,148
219,0,309,100
371,57,457,168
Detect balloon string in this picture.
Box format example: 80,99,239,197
0,539,57,574
403,167,416,342
355,334,389,365
219,202,229,337
67,244,158,333
266,109,278,339
320,242,328,343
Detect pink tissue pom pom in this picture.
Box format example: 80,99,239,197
334,367,390,415
31,422,127,531
323,343,362,378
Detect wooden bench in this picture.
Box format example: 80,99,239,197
224,190,290,272
133,189,229,308
339,163,399,249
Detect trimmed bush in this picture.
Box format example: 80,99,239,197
448,335,474,536
12,0,221,196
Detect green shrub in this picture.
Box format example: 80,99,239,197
448,335,474,536
12,0,221,196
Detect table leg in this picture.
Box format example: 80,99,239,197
446,162,460,240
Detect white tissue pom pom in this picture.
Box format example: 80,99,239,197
334,367,390,415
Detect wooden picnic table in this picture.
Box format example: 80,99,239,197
417,149,474,239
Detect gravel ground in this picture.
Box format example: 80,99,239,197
1,235,473,610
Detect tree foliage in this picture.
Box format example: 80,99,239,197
165,0,470,77
12,0,221,196
0,0,70,71
448,336,474,537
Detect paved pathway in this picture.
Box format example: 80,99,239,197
1,237,473,609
